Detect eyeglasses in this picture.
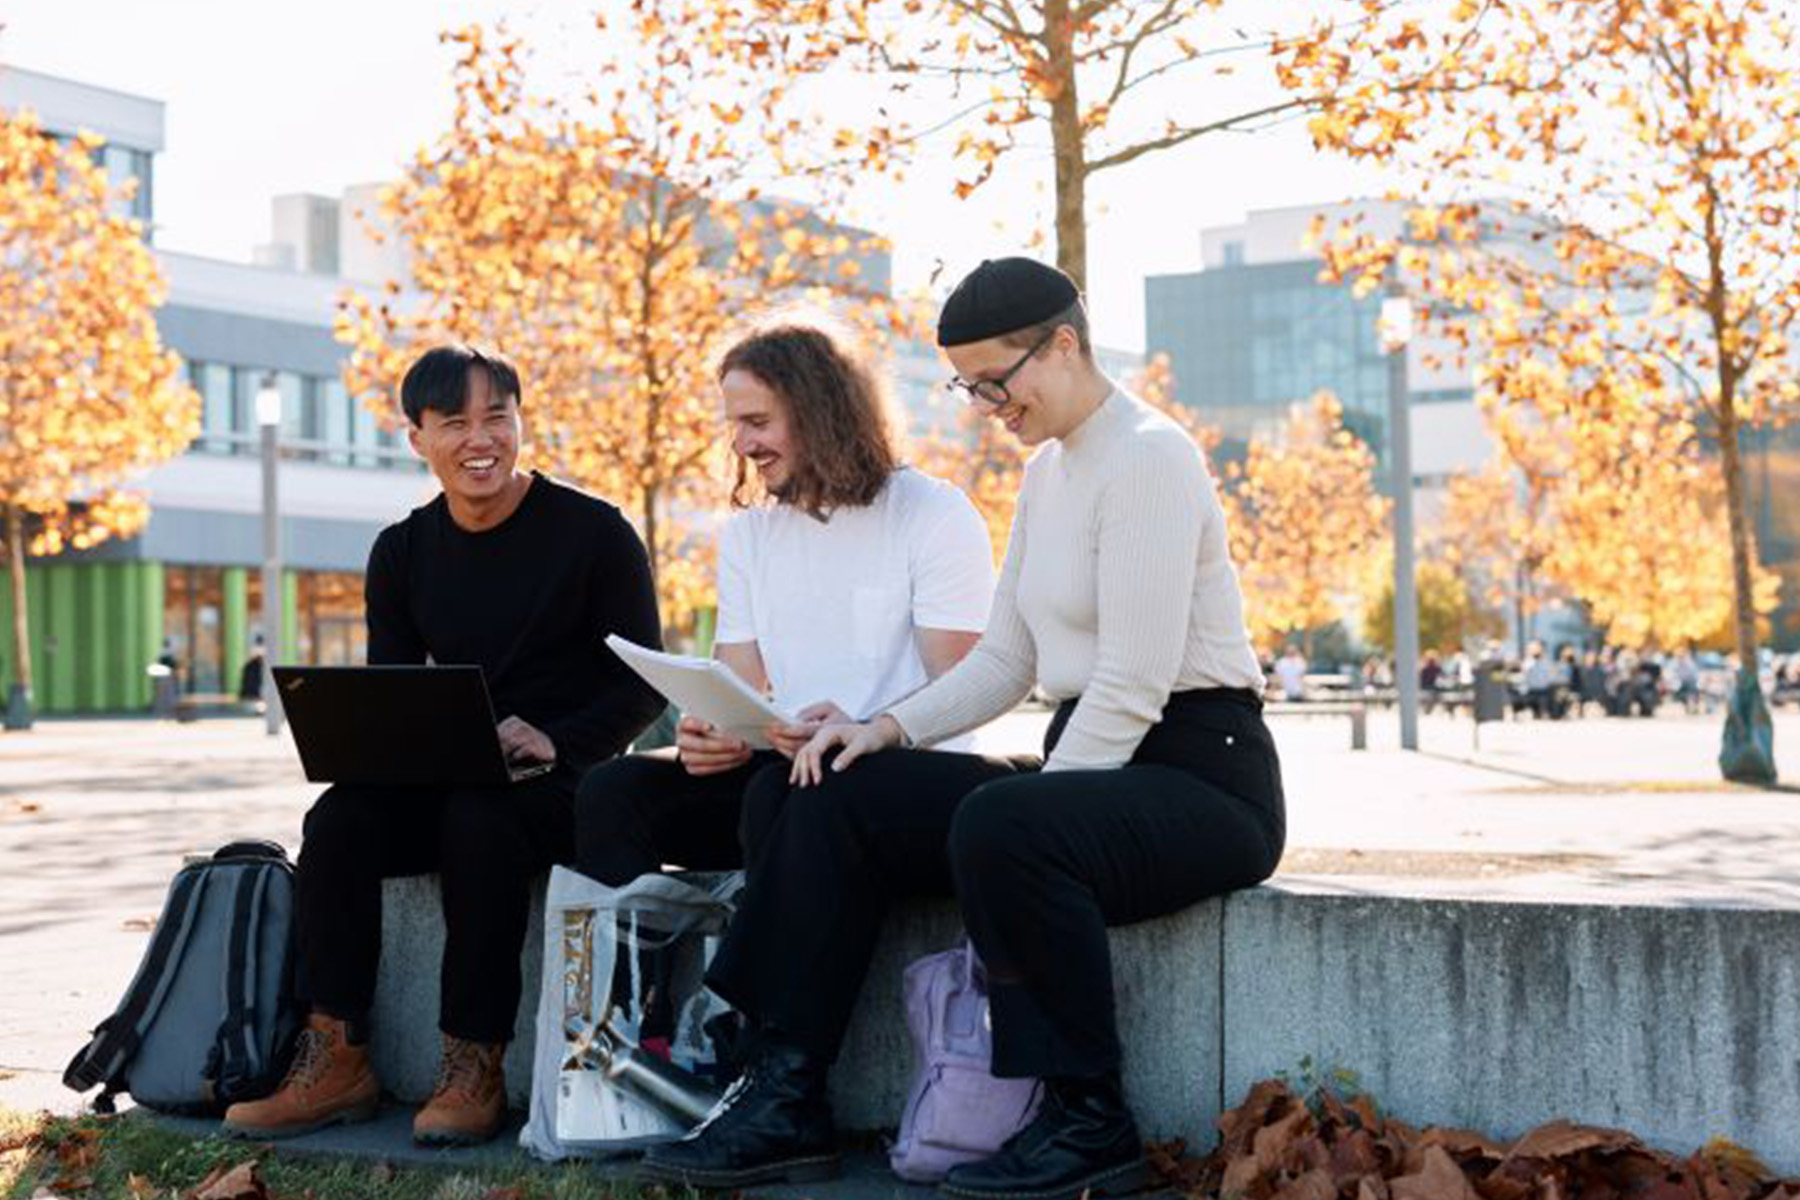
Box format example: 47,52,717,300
946,330,1055,407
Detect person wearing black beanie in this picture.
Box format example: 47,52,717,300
642,258,1284,1200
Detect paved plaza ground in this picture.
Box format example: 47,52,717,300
1,705,1796,1119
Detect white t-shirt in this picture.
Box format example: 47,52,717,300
716,468,995,745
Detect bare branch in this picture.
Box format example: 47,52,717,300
943,0,1036,45
1087,94,1317,173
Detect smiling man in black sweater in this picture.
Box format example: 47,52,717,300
224,345,664,1147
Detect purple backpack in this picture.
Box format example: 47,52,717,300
889,942,1042,1183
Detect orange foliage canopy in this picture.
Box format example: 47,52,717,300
0,108,199,699
0,110,196,554
1223,393,1388,655
336,7,910,628
1281,0,1800,672
729,0,1424,288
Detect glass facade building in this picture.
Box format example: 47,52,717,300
1149,204,1798,649
1144,257,1478,478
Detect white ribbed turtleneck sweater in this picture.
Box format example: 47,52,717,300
889,389,1262,771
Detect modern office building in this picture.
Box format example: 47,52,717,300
1,66,435,714
1145,200,1489,495
1146,200,1799,649
0,66,933,714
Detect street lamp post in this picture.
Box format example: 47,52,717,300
1380,287,1421,751
254,375,285,737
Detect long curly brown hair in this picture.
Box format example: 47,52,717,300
719,322,899,519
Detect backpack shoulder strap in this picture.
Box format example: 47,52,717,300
207,863,279,1102
63,864,213,1095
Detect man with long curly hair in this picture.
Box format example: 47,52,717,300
574,318,995,888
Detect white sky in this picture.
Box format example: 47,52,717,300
1,0,1392,353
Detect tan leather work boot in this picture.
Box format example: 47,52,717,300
412,1035,507,1146
222,1013,379,1138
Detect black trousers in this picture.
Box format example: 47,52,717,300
293,768,578,1044
704,690,1285,1079
574,749,796,886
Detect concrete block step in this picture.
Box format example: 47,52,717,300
369,875,1800,1174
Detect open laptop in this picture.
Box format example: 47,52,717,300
273,665,556,788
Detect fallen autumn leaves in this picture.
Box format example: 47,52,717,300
1151,1080,1800,1200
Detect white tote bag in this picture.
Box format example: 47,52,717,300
520,866,742,1160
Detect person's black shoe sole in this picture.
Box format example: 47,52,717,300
635,1152,844,1189
939,1156,1151,1200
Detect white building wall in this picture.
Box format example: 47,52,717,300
0,65,164,151
136,454,435,526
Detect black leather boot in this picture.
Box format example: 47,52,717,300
636,1038,841,1189
940,1073,1148,1200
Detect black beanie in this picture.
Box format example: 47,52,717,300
937,257,1081,347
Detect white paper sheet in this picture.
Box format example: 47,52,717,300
603,634,794,749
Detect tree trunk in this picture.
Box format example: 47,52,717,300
1702,187,1761,678
1715,393,1759,671
7,505,32,705
642,484,661,588
1042,0,1089,291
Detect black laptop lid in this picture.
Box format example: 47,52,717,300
274,665,518,788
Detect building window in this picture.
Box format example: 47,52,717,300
163,566,225,694
321,377,352,466
99,143,153,226
296,572,367,665
230,367,262,453
188,361,234,454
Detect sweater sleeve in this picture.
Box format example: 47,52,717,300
1042,439,1203,771
887,487,1036,746
364,526,426,665
539,507,667,767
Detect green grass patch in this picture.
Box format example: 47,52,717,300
0,1109,675,1200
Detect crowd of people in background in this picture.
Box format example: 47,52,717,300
1264,641,1800,719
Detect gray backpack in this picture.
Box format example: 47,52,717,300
64,840,301,1114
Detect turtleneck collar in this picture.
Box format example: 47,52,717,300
1057,387,1125,459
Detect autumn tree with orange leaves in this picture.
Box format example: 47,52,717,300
338,7,906,628
1430,401,1570,653
1221,392,1388,657
1286,0,1799,781
1544,402,1780,652
736,0,1427,289
0,111,198,728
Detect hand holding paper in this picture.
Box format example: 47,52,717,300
604,635,795,751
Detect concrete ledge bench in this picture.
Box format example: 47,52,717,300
1265,700,1368,750
374,876,1800,1174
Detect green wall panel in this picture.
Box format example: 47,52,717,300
222,567,248,698
106,563,131,711
282,571,299,666
26,563,46,709
0,560,171,714
137,561,164,710
76,562,101,711
0,565,17,696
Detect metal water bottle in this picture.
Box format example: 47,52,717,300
601,1040,724,1125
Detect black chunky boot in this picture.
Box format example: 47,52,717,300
940,1072,1148,1200
636,1038,841,1189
